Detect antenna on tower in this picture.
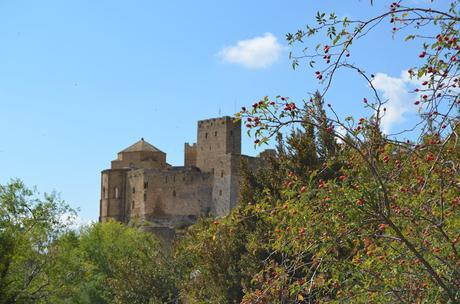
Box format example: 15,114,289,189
218,107,222,116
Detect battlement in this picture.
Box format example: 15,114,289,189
197,116,233,126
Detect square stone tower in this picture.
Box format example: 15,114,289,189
195,116,242,216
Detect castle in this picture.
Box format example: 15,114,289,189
99,116,272,239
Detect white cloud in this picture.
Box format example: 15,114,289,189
217,33,283,69
371,70,420,133
335,125,348,143
59,212,95,231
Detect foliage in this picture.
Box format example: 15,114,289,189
48,221,180,304
0,179,76,304
231,1,460,302
236,132,459,303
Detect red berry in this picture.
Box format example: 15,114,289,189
299,227,306,236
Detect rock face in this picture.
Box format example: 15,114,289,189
99,116,273,242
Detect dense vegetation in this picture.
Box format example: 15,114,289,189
1,1,458,303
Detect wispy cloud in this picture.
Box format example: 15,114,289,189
371,70,421,133
217,33,283,69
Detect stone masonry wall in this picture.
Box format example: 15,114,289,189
184,143,197,167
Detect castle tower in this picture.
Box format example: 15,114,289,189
195,116,242,216
196,116,241,168
100,138,166,223
100,168,128,222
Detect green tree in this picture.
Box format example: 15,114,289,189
0,179,76,304
46,221,180,304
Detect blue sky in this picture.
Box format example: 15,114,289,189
0,0,444,221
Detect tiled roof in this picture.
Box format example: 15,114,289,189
120,138,164,153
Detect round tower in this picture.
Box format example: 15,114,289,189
100,169,127,222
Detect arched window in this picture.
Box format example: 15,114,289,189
172,190,176,197
221,171,224,178
103,187,107,199
132,187,135,194
214,131,217,136
219,190,222,196
114,187,119,198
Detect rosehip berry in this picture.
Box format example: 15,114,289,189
299,227,306,236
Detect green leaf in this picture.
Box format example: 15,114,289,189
418,69,425,78
404,35,415,41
